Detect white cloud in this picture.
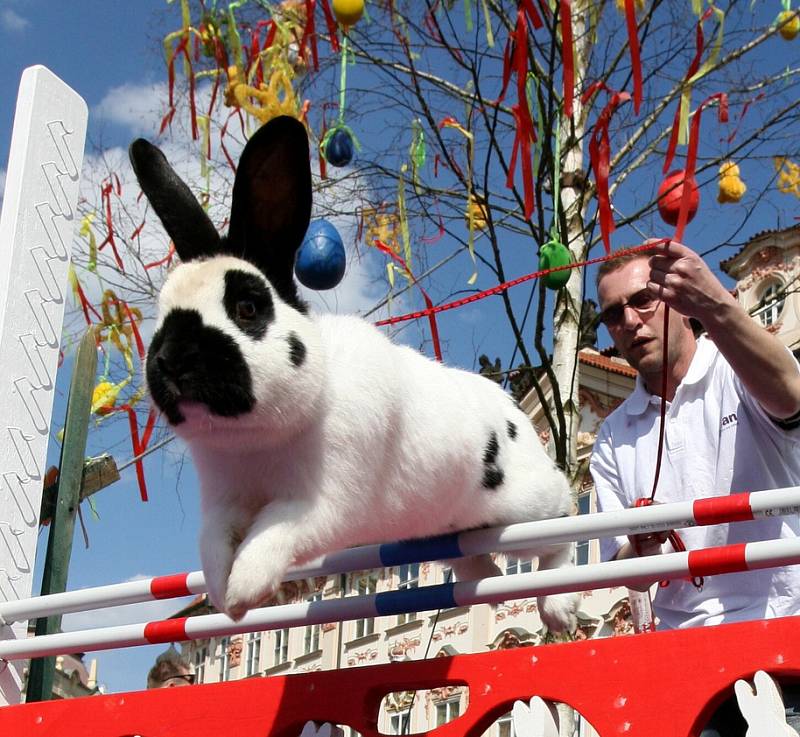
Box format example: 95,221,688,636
0,167,5,201
91,82,168,138
1,8,28,32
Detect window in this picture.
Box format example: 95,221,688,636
435,698,461,726
353,573,378,638
304,592,322,654
396,563,419,625
193,645,207,683
577,492,591,566
496,712,515,737
245,631,262,676
389,712,411,735
274,628,290,666
505,557,533,575
218,637,231,682
758,283,784,327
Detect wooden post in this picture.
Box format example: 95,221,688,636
25,330,97,702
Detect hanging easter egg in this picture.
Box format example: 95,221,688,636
295,219,346,290
333,0,365,26
717,160,746,204
777,10,800,40
325,128,354,167
657,170,699,226
539,239,572,290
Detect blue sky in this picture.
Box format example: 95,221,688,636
1,0,798,698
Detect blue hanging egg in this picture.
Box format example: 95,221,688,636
295,219,346,290
325,129,354,167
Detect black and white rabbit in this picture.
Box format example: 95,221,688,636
130,116,579,629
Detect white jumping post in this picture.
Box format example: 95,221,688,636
0,66,87,705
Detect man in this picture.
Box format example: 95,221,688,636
590,241,800,734
146,646,195,689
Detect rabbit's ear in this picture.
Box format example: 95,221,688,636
227,115,312,308
128,139,221,262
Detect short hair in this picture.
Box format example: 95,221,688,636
146,648,192,688
596,250,649,292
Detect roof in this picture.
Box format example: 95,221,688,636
578,350,637,378
719,223,800,274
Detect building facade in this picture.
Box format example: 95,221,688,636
173,224,800,736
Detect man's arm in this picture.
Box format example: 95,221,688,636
648,240,800,421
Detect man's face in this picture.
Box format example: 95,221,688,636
597,258,678,377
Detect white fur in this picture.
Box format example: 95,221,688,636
155,257,579,629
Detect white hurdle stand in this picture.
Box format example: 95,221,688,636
0,486,799,659
0,66,87,705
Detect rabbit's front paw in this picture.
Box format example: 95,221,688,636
224,552,284,621
537,592,579,634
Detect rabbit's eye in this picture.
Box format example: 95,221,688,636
236,300,257,320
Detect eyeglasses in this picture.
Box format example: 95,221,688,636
163,673,195,686
598,288,660,327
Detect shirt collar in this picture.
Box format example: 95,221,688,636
624,336,713,416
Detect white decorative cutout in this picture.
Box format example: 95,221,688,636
512,696,560,737
735,670,799,737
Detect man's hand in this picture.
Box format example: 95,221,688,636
647,240,737,323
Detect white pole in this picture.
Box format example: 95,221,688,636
2,537,798,661
0,66,87,705
3,485,799,625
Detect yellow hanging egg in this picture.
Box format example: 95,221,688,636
717,160,747,204
92,381,120,415
777,10,800,40
333,0,364,26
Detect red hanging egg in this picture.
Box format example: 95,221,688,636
657,170,699,226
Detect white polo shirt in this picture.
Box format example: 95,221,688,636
591,336,800,630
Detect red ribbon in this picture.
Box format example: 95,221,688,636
634,498,704,589
98,175,125,272
373,240,442,362
582,82,631,254
496,2,542,221
161,35,198,140
374,241,663,329
560,0,574,117
624,0,642,114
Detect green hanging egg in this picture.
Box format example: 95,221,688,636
539,240,572,290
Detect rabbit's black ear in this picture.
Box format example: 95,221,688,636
227,116,312,309
129,139,220,262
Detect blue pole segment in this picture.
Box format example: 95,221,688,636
379,533,463,567
374,582,458,616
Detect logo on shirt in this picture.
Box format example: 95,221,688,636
721,412,738,429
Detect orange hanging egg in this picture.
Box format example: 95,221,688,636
657,170,699,226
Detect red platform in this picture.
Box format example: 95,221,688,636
2,615,798,736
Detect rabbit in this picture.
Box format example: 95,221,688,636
129,115,579,630
734,671,799,737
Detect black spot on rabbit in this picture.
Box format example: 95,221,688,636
223,270,274,340
147,309,255,425
506,420,518,440
481,430,504,489
287,332,306,367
